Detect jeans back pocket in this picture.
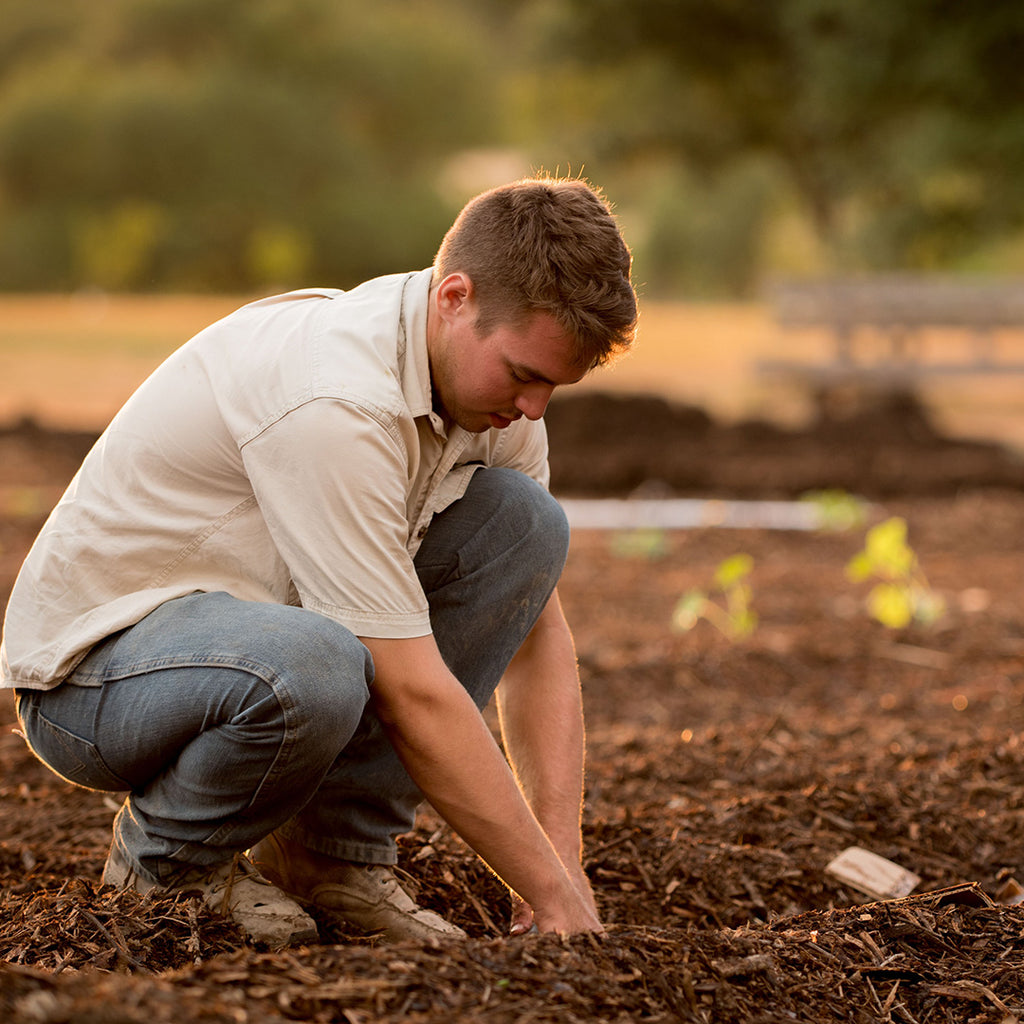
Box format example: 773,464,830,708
17,694,129,792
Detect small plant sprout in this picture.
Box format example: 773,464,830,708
672,553,757,639
845,516,945,629
609,527,668,561
800,489,870,531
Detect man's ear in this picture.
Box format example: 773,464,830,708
435,272,475,321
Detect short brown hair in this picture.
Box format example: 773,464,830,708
433,177,637,369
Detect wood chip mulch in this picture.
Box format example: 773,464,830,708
4,409,1024,1022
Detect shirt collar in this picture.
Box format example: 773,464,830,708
400,267,448,434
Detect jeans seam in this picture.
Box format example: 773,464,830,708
192,667,305,847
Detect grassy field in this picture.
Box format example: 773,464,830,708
2,292,1023,452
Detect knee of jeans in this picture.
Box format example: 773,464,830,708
266,615,373,740
479,468,570,565
495,468,569,573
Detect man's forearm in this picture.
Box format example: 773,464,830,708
362,632,600,933
497,590,589,868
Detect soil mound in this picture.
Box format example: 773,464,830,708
4,386,1021,501
546,389,1024,497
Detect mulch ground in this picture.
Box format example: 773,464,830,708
3,389,1024,1023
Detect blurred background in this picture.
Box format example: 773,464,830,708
1,0,1023,445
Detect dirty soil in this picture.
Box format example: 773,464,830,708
3,389,1024,1023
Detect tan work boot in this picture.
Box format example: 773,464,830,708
102,844,319,949
251,832,466,943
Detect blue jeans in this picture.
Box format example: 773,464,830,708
15,468,569,887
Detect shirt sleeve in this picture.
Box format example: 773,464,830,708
490,416,551,490
240,397,431,639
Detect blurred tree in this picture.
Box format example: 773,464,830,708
0,0,499,290
558,0,1024,277
3,0,1023,294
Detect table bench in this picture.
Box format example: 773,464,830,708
758,276,1024,385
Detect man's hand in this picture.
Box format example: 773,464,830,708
509,895,535,936
510,859,601,935
361,632,602,935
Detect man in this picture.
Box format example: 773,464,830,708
1,177,638,946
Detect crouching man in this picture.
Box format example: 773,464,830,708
1,177,637,946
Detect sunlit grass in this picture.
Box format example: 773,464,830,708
0,293,1022,452
0,293,249,428
0,293,248,357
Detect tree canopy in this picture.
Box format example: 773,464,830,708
0,0,497,290
558,0,1024,283
1,0,1022,296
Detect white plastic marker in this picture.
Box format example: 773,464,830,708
559,498,828,531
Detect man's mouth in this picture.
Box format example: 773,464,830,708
489,413,514,429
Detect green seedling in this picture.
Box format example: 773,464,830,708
609,527,668,561
800,489,870,531
672,553,757,639
846,516,945,629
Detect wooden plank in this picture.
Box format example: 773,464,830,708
764,275,1024,379
769,276,1024,331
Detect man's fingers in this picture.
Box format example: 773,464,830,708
509,900,535,935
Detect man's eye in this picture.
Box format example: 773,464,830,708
510,369,529,383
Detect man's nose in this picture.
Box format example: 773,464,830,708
514,383,555,420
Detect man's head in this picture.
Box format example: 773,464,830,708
432,176,638,371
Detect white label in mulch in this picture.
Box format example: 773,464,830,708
825,846,921,901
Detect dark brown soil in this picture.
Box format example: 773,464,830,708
3,391,1024,1023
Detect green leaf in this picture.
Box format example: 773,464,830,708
730,608,758,638
801,489,868,531
864,518,915,577
867,583,914,629
845,551,874,582
713,553,753,589
610,528,668,560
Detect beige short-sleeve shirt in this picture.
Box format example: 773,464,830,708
0,269,550,690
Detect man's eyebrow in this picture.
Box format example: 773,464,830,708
512,362,559,386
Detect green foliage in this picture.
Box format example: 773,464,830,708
672,553,757,640
557,0,1024,284
2,0,1024,293
631,156,781,298
800,490,869,532
846,517,945,629
0,0,498,291
245,223,313,292
71,201,168,290
608,528,668,561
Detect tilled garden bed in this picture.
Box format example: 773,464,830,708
3,392,1024,1022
